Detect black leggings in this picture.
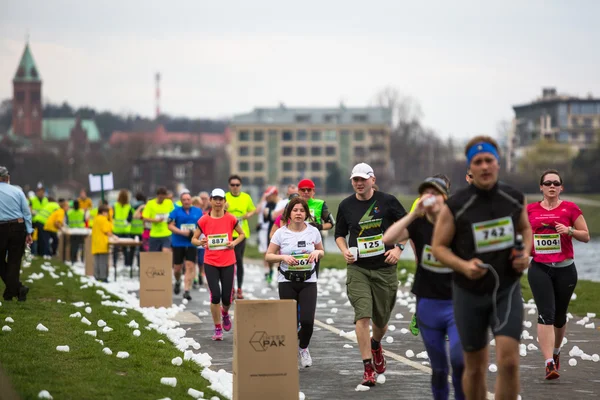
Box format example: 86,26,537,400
528,260,577,328
205,264,235,307
70,235,84,263
234,238,246,288
279,282,317,349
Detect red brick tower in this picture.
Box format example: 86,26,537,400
12,41,42,139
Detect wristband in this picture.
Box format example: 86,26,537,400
568,226,574,236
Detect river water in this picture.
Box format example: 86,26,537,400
319,235,600,282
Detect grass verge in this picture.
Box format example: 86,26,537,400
0,258,220,400
246,245,600,316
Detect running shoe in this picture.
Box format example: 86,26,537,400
553,352,560,371
192,279,198,290
372,343,386,374
212,327,223,341
223,311,232,332
174,280,181,295
236,288,244,299
361,362,377,387
299,347,313,368
409,314,419,336
183,290,192,301
545,361,560,380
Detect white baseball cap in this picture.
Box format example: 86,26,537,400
350,163,374,180
210,188,226,198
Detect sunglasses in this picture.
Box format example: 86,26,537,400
542,180,562,187
229,183,241,187
299,188,313,192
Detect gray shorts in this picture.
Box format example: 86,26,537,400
149,236,171,251
452,281,523,352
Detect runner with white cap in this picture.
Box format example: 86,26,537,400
335,162,407,387
192,188,245,341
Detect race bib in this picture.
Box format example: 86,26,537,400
180,224,195,231
156,213,169,221
357,234,385,258
207,234,229,250
287,254,312,271
533,234,561,254
421,245,452,273
472,217,514,253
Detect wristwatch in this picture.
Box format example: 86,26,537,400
568,226,574,236
395,243,405,251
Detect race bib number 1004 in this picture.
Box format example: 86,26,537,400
533,233,561,254
471,217,515,254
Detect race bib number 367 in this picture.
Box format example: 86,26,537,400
207,234,229,250
288,254,312,271
471,217,514,254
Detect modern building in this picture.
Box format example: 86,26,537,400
509,87,600,170
230,105,392,191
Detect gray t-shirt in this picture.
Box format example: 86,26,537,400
270,223,322,283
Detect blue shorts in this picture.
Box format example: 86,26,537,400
149,236,171,252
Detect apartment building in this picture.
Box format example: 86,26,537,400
230,105,392,192
509,87,600,170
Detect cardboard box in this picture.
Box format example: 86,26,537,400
84,236,94,276
139,252,172,308
233,300,299,400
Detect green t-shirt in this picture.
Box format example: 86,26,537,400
225,192,256,239
142,198,174,238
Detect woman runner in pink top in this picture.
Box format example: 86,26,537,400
527,169,590,380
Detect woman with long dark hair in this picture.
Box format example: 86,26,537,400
265,197,324,368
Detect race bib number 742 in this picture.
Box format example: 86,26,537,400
471,217,515,254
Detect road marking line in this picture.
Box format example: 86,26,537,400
314,318,495,400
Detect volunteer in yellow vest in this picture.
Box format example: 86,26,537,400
297,179,335,277
130,192,147,267
112,189,134,268
89,200,113,228
143,187,175,252
38,196,60,258
78,189,93,211
67,200,86,263
30,186,48,256
225,175,256,299
43,198,68,258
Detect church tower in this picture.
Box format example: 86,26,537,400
12,41,42,139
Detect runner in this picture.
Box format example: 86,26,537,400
192,188,245,341
168,192,203,300
225,175,256,299
407,174,451,337
335,162,407,387
383,177,464,400
269,193,300,240
30,186,48,256
257,186,279,283
466,169,473,185
142,187,174,253
298,179,335,277
527,169,590,380
265,197,324,368
272,184,298,219
431,135,532,399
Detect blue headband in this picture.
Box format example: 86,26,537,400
466,142,499,165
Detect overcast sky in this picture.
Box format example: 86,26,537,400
1,0,599,139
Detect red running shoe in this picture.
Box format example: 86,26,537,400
361,362,377,387
372,344,387,374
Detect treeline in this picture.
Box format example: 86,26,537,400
0,99,229,141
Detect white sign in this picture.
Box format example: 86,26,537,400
88,173,114,192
